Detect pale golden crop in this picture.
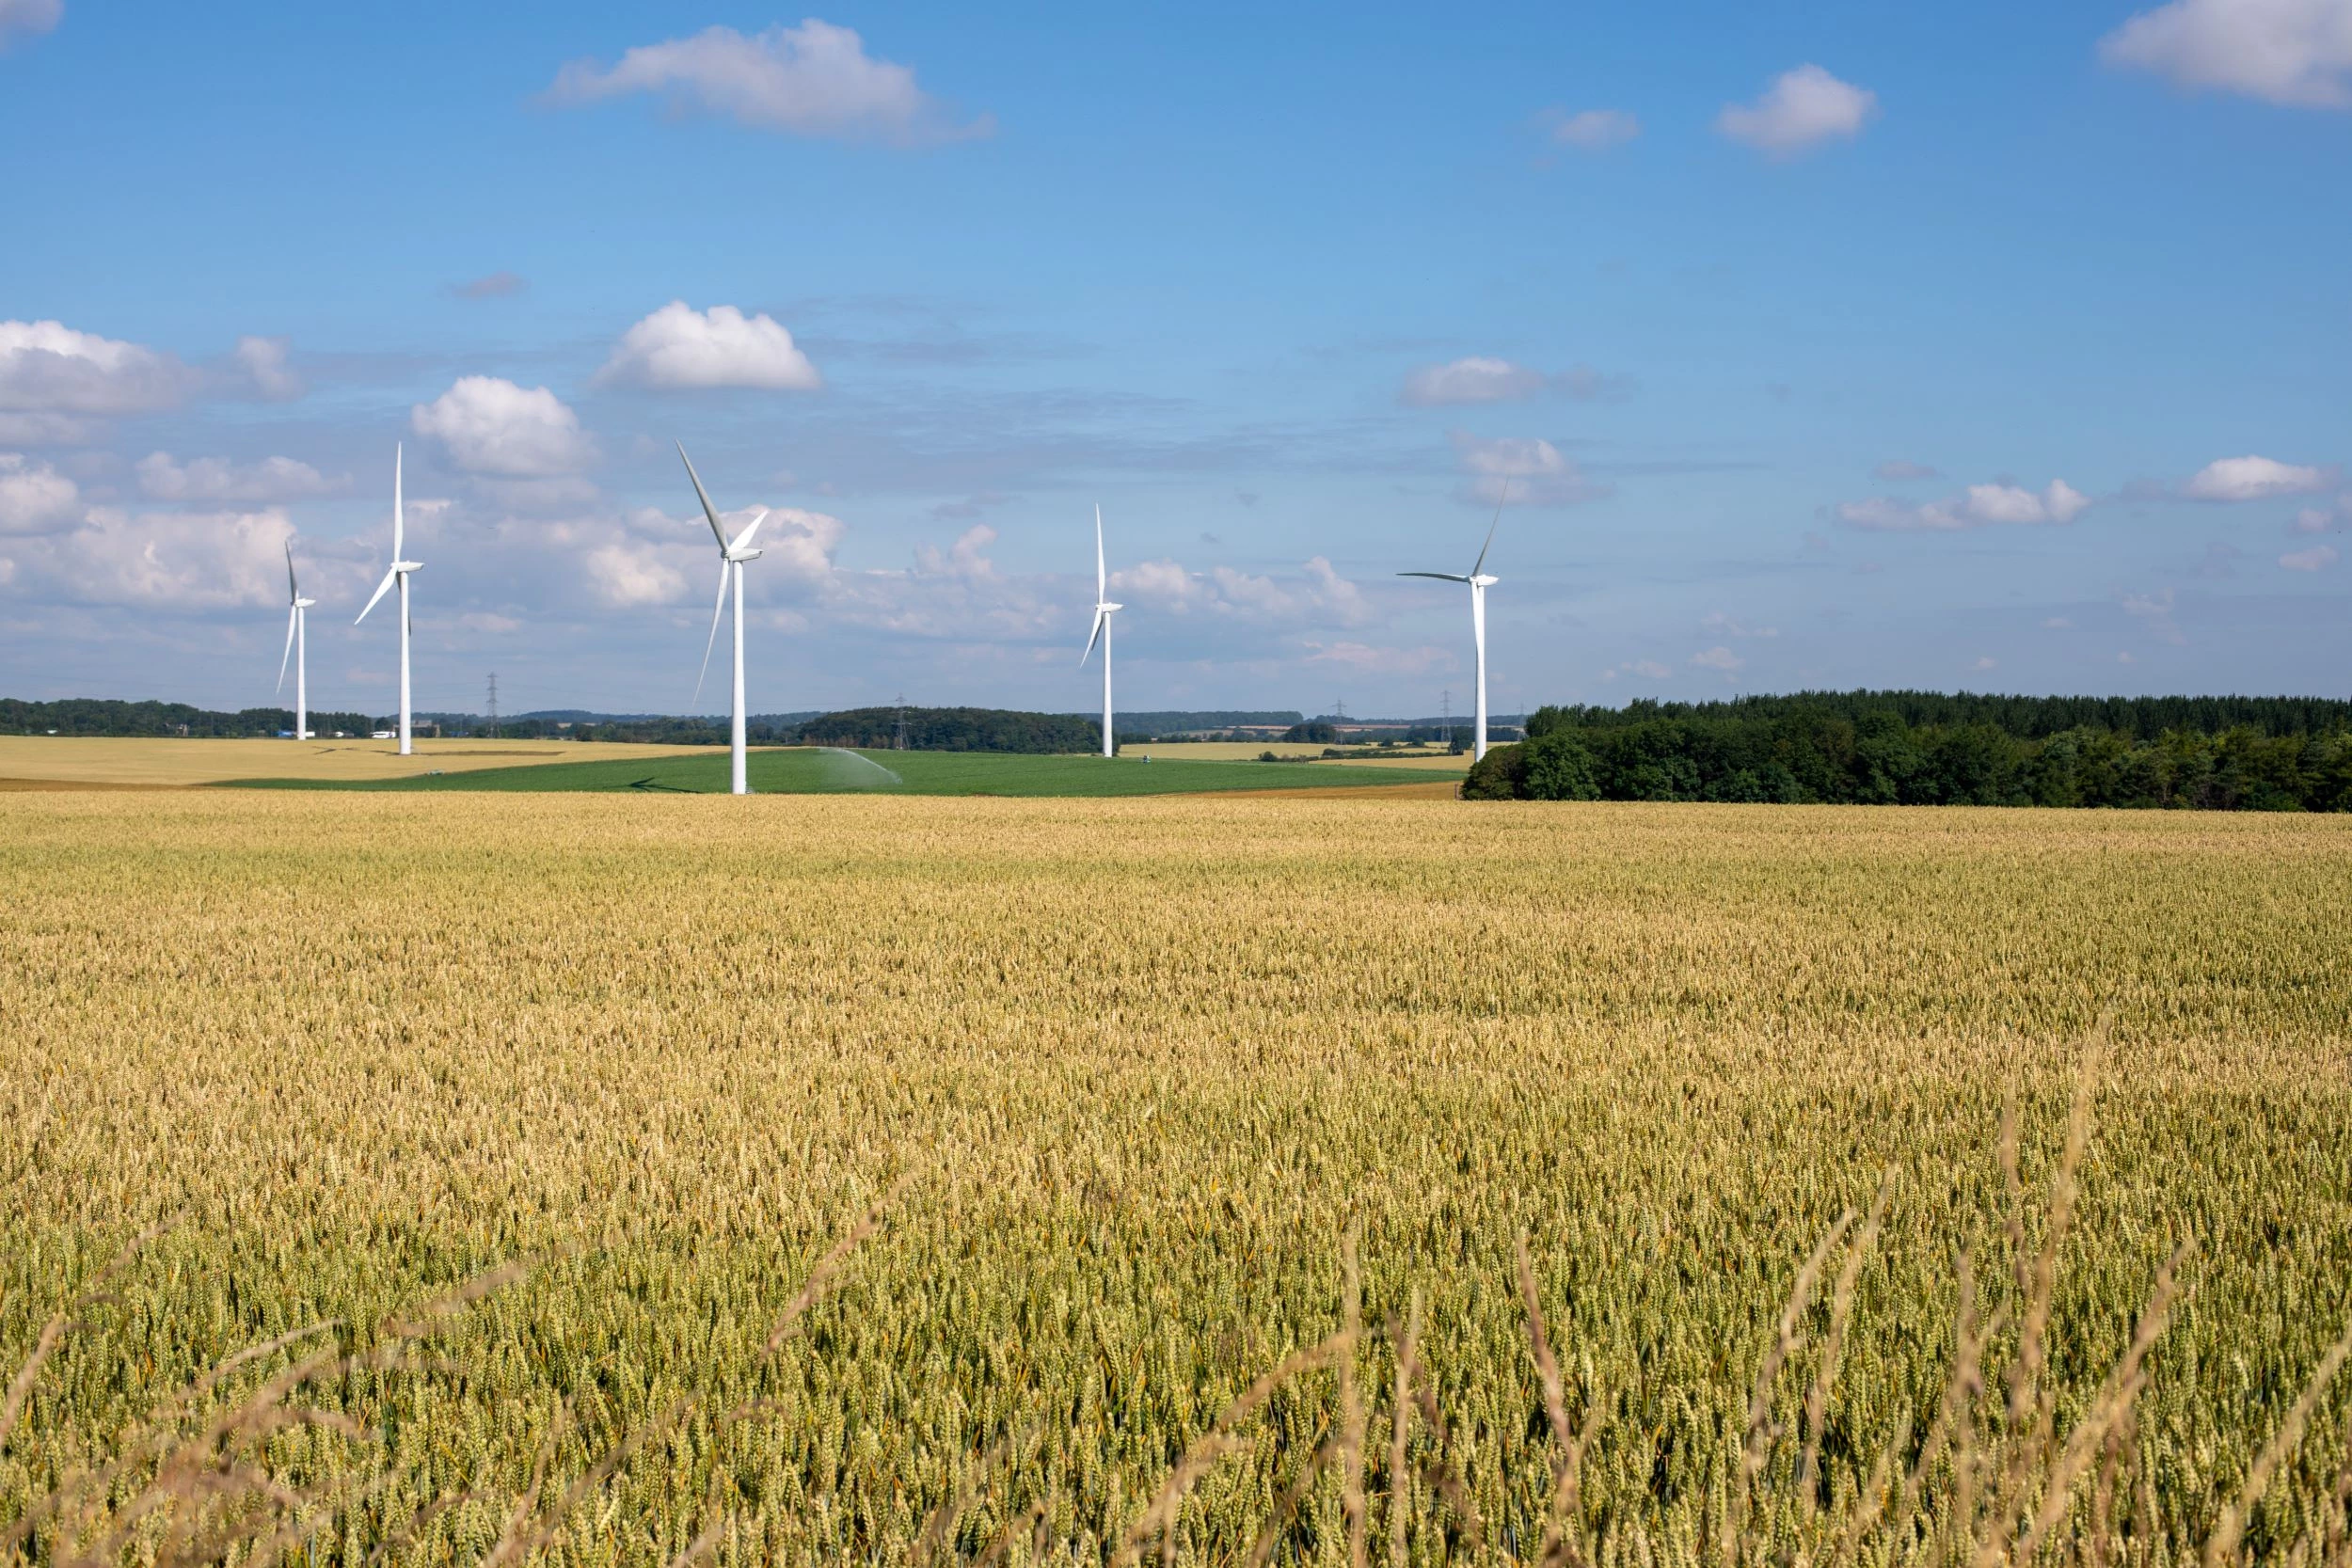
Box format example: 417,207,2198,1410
0,736,723,788
1,794,2347,1566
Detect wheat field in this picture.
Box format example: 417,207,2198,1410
0,737,722,788
3,792,2349,1567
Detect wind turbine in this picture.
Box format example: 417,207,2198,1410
1079,506,1121,758
355,444,422,754
679,442,770,796
277,541,315,741
1400,486,1507,762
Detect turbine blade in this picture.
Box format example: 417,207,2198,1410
392,443,404,562
355,565,398,625
677,442,731,551
284,539,297,603
278,606,296,693
1081,606,1105,665
1398,571,1471,582
1095,505,1106,598
1471,481,1507,578
730,507,770,553
691,560,728,708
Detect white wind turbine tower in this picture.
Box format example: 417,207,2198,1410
1400,486,1507,762
355,444,423,754
679,442,771,796
276,540,315,741
1079,506,1122,758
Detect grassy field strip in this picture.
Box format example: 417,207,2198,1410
2,795,2347,1564
220,746,1448,796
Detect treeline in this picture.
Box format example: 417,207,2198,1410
1532,690,2352,742
1463,693,2352,811
793,706,1098,752
2,698,381,738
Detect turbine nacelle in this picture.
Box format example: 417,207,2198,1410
1470,574,1499,588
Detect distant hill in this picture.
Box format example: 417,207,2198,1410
1085,711,1303,734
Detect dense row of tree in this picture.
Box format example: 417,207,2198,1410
1463,693,2352,811
2,698,383,737
1531,690,2352,741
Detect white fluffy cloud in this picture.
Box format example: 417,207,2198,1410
598,302,822,391
1535,107,1640,150
1717,65,1878,154
2281,543,2339,570
544,19,990,145
0,452,79,535
1450,432,1608,506
29,505,296,609
1690,645,1744,672
1836,478,2090,531
230,336,305,402
411,377,597,478
2100,0,2352,107
135,452,341,503
585,540,691,608
2181,454,2333,499
1109,554,1371,628
0,0,60,50
0,319,194,418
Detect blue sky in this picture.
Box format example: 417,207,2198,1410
2,0,2347,719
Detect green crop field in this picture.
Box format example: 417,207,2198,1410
220,746,1449,797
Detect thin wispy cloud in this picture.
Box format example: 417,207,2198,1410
450,272,529,300
0,0,59,52
1533,106,1641,150
1836,478,2090,531
1450,431,1610,507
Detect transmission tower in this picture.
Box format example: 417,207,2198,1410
485,673,498,739
893,693,909,752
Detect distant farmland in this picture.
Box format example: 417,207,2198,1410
222,745,1448,796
